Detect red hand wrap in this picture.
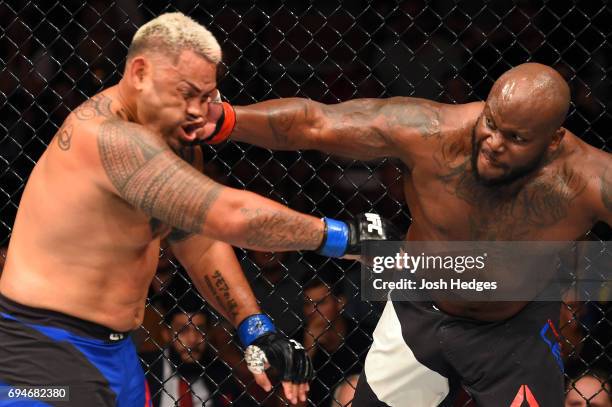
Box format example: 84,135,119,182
207,102,236,144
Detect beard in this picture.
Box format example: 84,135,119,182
470,125,545,187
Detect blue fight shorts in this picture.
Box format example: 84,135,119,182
0,293,151,407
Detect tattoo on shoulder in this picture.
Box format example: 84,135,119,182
56,122,74,151
97,119,223,233
74,94,114,120
601,166,612,212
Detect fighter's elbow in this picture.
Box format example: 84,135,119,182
200,192,247,244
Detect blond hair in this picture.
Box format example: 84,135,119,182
127,12,221,64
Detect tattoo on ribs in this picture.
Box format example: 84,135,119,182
74,94,113,120
602,166,612,212
97,120,222,233
204,270,239,320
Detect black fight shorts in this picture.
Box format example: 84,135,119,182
353,300,564,407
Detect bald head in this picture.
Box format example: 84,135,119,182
488,63,570,133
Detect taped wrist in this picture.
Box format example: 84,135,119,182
237,314,276,347
316,217,349,257
203,102,236,144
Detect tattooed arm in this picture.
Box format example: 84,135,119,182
169,234,260,326
94,119,324,251
231,97,445,161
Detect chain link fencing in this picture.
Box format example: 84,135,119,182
1,0,610,405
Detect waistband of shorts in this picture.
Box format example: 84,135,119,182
0,292,131,342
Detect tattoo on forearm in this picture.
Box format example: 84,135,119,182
74,94,113,120
97,119,223,233
601,166,612,212
268,104,301,146
57,123,73,151
239,207,322,250
204,270,239,321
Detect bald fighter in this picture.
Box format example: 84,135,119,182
0,13,396,407
214,63,612,406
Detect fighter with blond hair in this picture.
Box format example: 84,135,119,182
0,13,396,406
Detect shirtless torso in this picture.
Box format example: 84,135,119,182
400,102,605,319
231,65,612,321
2,88,196,331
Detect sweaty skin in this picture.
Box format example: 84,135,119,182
231,63,612,321
0,49,325,335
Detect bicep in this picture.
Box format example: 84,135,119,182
95,119,225,234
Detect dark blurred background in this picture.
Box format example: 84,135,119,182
1,1,610,406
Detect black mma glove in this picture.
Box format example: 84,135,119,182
238,314,313,383
317,213,402,257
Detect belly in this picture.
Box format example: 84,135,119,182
1,240,160,332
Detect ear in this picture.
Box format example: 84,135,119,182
549,127,566,152
127,56,149,91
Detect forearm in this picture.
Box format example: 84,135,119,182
232,98,323,150
231,97,437,161
204,187,325,252
188,240,260,326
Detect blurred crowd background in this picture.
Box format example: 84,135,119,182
1,1,610,406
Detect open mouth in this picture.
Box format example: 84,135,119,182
180,123,203,140
481,149,501,166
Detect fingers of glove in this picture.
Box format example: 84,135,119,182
209,89,222,103
195,102,224,140
281,381,299,405
206,99,224,123
292,351,309,383
252,371,273,393
304,352,314,381
298,382,309,403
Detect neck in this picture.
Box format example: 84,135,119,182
115,80,139,123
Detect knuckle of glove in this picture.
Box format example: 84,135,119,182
252,333,292,378
347,213,402,254
289,339,311,383
252,334,312,382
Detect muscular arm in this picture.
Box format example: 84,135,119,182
169,234,259,326
232,97,443,161
95,119,324,251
